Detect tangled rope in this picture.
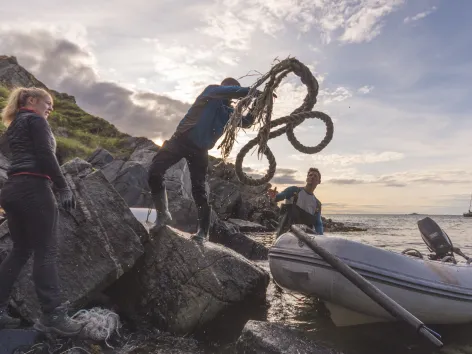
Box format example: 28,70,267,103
71,307,121,348
218,57,334,186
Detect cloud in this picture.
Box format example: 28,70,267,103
327,178,368,185
200,0,406,48
312,151,404,166
272,167,305,184
0,29,190,140
326,169,472,188
242,166,304,185
358,85,374,94
336,0,405,43
319,86,353,104
200,10,258,51
404,6,437,23
144,38,227,102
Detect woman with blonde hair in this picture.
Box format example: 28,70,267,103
0,87,82,336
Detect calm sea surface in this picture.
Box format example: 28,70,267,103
256,214,472,354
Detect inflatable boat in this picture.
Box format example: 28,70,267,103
268,217,472,326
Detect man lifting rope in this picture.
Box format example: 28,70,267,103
147,78,258,243
148,57,334,243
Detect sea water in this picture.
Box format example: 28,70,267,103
257,214,472,354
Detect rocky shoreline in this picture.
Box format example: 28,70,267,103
0,140,363,354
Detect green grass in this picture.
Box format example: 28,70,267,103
0,85,135,161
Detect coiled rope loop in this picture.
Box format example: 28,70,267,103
218,57,334,186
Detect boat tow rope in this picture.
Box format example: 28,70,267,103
218,57,334,186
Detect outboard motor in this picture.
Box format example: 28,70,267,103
417,217,453,257
403,217,471,263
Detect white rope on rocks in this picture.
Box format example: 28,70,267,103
70,307,122,348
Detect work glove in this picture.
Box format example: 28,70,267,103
57,187,76,212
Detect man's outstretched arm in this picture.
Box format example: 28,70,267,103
274,186,300,203
202,85,251,100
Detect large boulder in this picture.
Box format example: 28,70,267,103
208,178,242,219
87,148,114,168
101,159,126,183
214,232,268,261
113,161,152,208
87,147,114,169
227,219,268,232
91,140,209,232
0,158,147,322
207,158,277,225
235,321,340,354
107,225,270,335
210,217,268,261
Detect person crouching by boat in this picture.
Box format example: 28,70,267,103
268,167,323,237
0,87,83,336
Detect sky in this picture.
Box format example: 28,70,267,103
1,0,471,215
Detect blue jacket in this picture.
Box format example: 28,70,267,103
175,85,255,150
275,186,324,235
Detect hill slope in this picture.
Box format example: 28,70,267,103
0,55,135,161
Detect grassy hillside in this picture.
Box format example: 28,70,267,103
0,85,134,161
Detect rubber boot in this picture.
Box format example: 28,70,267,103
33,302,83,337
150,187,172,233
190,204,211,243
0,305,21,329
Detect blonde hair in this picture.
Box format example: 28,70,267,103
1,87,52,127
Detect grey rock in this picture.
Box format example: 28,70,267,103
0,159,147,322
235,320,341,354
113,161,152,208
128,146,157,170
214,232,269,261
87,148,114,168
222,221,240,234
60,157,94,177
95,143,210,233
108,225,270,335
208,178,242,219
0,56,47,89
227,219,268,232
101,159,126,183
20,328,206,354
164,158,194,201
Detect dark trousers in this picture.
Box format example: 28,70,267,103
0,175,61,313
148,134,209,209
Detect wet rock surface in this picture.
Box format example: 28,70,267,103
227,219,268,232
234,320,342,354
107,225,270,335
11,327,208,354
0,158,147,323
211,231,269,261
323,217,367,232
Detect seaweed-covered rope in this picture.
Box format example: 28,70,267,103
218,57,334,186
